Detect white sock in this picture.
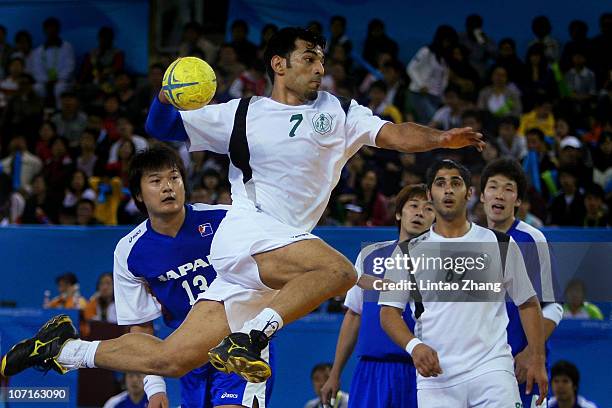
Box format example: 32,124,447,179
57,339,100,370
240,308,284,337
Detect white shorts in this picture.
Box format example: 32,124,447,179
417,370,521,408
209,208,319,291
200,277,278,332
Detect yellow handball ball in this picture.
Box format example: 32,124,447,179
162,57,217,110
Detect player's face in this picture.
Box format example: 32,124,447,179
481,174,520,225
139,167,185,217
398,197,435,236
285,39,324,101
551,375,576,401
429,168,470,221
125,372,145,395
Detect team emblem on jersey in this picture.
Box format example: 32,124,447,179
312,112,333,135
198,223,213,237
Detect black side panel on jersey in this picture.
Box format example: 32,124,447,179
491,229,510,276
399,240,425,320
229,97,253,183
334,95,351,115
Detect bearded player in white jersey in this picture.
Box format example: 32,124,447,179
1,27,484,385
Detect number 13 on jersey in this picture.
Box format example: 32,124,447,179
181,275,209,305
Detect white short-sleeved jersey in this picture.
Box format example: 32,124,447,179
379,223,536,389
180,92,388,231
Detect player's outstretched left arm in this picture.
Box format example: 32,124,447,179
517,298,548,406
376,122,486,153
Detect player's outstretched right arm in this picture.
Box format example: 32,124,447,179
379,306,442,377
144,92,189,142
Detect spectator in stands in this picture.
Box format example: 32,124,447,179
62,169,96,215
103,372,147,408
591,13,612,87
560,20,592,73
114,72,137,119
19,174,53,224
0,172,12,225
178,21,217,62
132,63,164,125
494,38,526,88
50,91,88,149
0,134,43,193
407,25,457,123
380,60,409,115
582,184,610,227
358,50,392,96
459,14,496,79
362,19,398,67
101,92,121,140
554,117,572,147
523,127,557,202
76,129,102,177
550,360,599,408
80,26,124,91
320,61,347,95
429,86,464,130
1,73,43,142
217,188,231,205
591,132,611,190
563,48,596,128
84,272,116,323
367,80,402,123
189,187,213,205
199,169,221,203
45,272,86,309
304,363,348,408
257,23,278,60
75,198,100,226
354,169,388,226
0,57,25,109
548,167,586,226
529,15,560,62
229,19,257,65
477,65,522,118
31,18,75,107
518,96,555,136
44,136,74,207
228,59,269,98
106,139,135,187
522,44,557,111
517,196,544,228
563,279,603,320
34,121,55,163
326,15,352,54
497,116,527,160
306,21,323,36
10,30,34,74
215,43,245,91
0,25,12,79
446,44,480,101
558,136,593,188
108,116,147,164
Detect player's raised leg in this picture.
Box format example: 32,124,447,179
2,300,229,378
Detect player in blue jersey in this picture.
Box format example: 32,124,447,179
103,372,148,408
481,158,563,408
111,145,274,408
320,184,434,408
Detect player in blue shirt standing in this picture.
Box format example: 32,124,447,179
320,184,435,408
481,158,563,408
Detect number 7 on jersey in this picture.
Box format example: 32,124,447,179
289,113,303,137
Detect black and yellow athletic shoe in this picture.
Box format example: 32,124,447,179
208,329,272,383
0,314,78,377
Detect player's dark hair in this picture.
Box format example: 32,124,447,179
551,360,580,391
264,26,326,82
480,158,527,202
395,183,429,228
426,159,472,191
310,362,332,378
128,144,187,215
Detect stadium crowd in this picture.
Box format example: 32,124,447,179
0,14,610,227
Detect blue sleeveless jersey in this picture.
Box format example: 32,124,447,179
358,241,415,362
125,204,227,329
